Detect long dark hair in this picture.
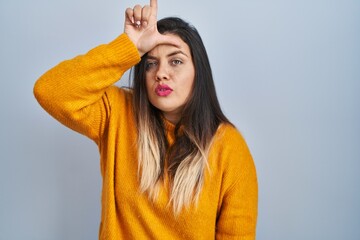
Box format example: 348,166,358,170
132,17,231,214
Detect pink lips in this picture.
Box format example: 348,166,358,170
155,84,173,97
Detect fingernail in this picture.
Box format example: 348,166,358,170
135,20,141,26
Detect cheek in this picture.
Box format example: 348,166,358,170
183,74,195,95
145,75,153,93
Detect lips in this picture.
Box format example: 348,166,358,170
155,84,173,97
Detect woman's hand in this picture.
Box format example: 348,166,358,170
124,0,178,56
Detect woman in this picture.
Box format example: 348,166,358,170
34,0,258,239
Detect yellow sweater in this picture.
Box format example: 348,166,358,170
34,34,258,239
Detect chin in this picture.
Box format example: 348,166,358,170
152,103,178,114
155,105,177,113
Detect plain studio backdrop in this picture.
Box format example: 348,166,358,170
0,0,359,239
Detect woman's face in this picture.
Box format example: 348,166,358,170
145,34,195,124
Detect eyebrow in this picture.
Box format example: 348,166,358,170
147,50,189,59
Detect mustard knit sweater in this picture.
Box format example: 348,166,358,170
34,33,258,239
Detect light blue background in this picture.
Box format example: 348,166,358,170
1,0,359,239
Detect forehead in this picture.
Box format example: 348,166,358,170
147,34,191,57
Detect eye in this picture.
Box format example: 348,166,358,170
171,59,183,66
145,61,157,71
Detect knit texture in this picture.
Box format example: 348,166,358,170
34,33,258,239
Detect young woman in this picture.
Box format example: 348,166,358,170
34,0,258,239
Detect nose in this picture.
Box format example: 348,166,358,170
155,63,169,82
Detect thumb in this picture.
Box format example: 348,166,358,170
155,33,182,48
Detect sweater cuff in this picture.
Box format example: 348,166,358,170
107,33,141,69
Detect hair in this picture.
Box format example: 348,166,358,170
132,17,231,214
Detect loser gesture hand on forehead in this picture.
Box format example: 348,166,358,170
124,0,179,56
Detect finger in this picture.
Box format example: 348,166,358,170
156,34,182,48
150,0,158,16
125,8,135,24
133,5,142,26
141,5,151,27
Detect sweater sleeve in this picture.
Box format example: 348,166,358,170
33,33,141,144
216,127,258,240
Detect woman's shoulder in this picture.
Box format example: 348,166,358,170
105,86,133,103
215,123,247,148
103,86,135,116
211,123,253,170
106,85,133,95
